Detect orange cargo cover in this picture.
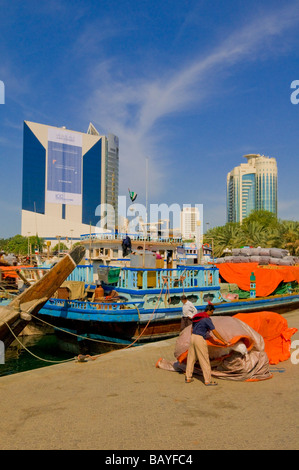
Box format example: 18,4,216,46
217,262,299,297
176,316,260,364
157,316,273,381
0,266,32,279
234,311,297,364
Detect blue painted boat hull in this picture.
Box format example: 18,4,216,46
28,263,299,352
34,293,299,354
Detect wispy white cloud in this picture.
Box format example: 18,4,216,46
84,3,299,202
73,18,133,58
278,199,299,220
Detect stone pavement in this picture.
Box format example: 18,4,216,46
0,311,299,450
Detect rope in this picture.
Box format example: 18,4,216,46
180,275,186,295
121,281,165,350
6,279,169,364
162,276,171,305
30,312,130,345
32,280,167,351
4,321,75,364
90,278,167,358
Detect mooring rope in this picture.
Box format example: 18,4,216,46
76,278,167,359
29,312,130,345
6,279,169,364
115,279,166,351
4,321,75,364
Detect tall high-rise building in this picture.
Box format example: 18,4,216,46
87,124,119,230
21,121,119,238
180,206,200,239
227,154,277,223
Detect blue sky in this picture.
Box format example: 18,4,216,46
1,0,299,238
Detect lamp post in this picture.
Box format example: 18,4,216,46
27,232,31,264
204,237,214,263
195,220,202,264
46,241,51,259
56,235,61,257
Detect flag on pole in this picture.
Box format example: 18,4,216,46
128,188,137,202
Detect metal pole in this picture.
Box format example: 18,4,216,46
89,223,92,264
56,235,61,257
27,232,31,262
145,157,149,227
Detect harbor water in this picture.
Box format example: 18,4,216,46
0,331,120,377
0,334,74,377
2,308,299,378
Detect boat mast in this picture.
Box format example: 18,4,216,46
145,156,149,226
143,157,149,268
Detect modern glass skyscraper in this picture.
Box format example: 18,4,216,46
87,124,119,231
22,121,119,238
227,154,277,223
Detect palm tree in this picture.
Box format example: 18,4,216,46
204,223,243,258
240,220,270,247
204,213,299,259
279,221,299,255
242,210,279,228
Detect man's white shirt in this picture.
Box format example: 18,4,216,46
182,300,197,318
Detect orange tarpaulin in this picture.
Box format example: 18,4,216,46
0,266,32,279
217,262,299,297
176,319,257,364
157,316,273,381
234,311,297,365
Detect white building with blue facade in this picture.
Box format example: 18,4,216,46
21,121,119,243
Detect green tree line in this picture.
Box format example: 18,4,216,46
203,211,299,258
0,235,44,256
0,234,82,256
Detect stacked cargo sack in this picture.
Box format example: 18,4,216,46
215,247,298,266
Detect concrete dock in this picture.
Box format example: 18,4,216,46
0,311,299,450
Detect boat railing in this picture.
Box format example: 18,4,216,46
19,267,48,282
48,298,144,311
66,265,94,283
118,266,219,290
19,265,94,284
80,232,182,244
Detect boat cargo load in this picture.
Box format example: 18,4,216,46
217,262,299,297
98,266,121,285
156,315,273,381
234,311,297,364
215,247,299,266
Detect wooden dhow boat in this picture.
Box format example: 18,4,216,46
0,246,85,350
28,262,299,354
